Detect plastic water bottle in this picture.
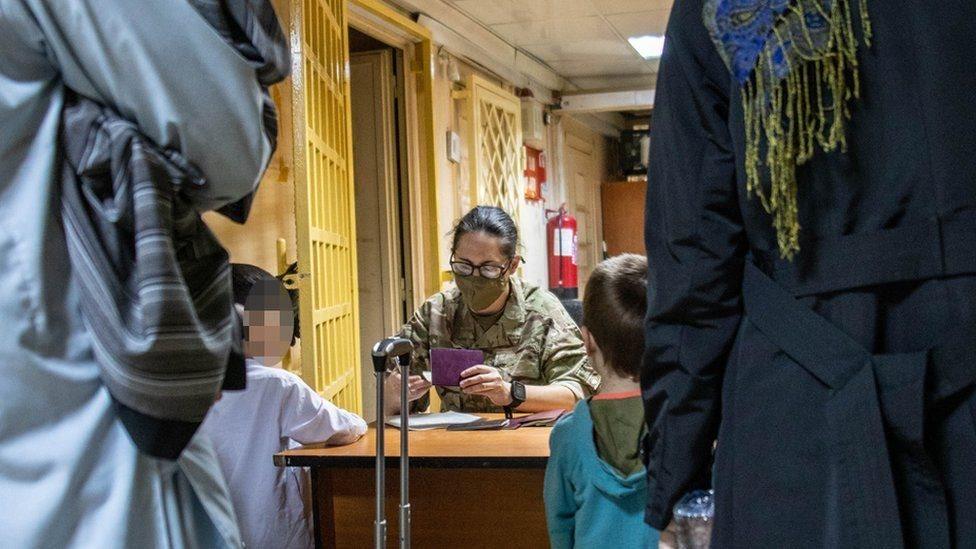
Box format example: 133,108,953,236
673,490,714,549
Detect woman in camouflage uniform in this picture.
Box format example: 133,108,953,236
386,206,600,415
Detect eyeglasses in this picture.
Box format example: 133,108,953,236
450,255,513,280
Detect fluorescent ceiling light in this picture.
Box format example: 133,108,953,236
628,35,665,59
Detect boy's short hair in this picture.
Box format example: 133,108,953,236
231,263,301,344
582,254,648,381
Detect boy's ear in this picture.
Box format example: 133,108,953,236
580,327,597,356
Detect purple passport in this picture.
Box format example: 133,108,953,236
430,348,484,386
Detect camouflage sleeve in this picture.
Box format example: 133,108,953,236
540,309,601,399
397,300,432,413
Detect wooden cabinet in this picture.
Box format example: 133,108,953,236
601,180,647,257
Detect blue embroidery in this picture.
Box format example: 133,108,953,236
702,0,872,258
704,0,836,86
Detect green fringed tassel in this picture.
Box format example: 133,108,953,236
743,0,872,259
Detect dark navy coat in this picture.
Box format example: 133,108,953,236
642,1,976,547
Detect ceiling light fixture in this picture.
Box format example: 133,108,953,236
628,35,665,59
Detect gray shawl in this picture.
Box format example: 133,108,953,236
59,0,290,458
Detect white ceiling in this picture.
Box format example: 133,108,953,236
447,0,673,90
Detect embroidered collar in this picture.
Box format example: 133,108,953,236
703,0,872,258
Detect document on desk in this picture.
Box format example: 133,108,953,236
386,411,481,431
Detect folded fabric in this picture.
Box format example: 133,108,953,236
508,409,566,428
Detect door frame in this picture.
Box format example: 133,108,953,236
348,0,441,310
349,48,404,420
350,48,405,338
560,115,605,297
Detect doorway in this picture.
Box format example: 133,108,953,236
562,116,606,297
349,28,413,420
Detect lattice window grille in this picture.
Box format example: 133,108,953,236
465,75,523,226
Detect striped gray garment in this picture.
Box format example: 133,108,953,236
58,0,290,459
198,0,290,223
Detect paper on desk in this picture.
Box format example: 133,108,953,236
386,411,481,431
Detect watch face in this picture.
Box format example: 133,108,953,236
512,381,526,401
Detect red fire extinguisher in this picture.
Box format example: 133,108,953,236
547,206,579,299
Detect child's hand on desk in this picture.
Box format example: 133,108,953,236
458,365,511,406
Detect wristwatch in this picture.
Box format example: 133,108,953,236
504,380,526,418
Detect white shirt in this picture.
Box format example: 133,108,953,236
199,361,368,549
0,1,270,547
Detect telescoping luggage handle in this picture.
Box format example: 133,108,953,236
371,337,414,549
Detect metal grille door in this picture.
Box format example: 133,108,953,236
293,0,362,413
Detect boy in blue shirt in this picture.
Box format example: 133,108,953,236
544,254,660,548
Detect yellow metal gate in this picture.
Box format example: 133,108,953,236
293,0,362,413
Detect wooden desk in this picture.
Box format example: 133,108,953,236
275,416,552,548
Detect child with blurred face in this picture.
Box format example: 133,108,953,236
199,264,366,549
242,277,295,367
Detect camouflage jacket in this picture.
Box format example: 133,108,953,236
399,277,600,412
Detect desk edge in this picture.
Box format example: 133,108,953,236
275,454,548,469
